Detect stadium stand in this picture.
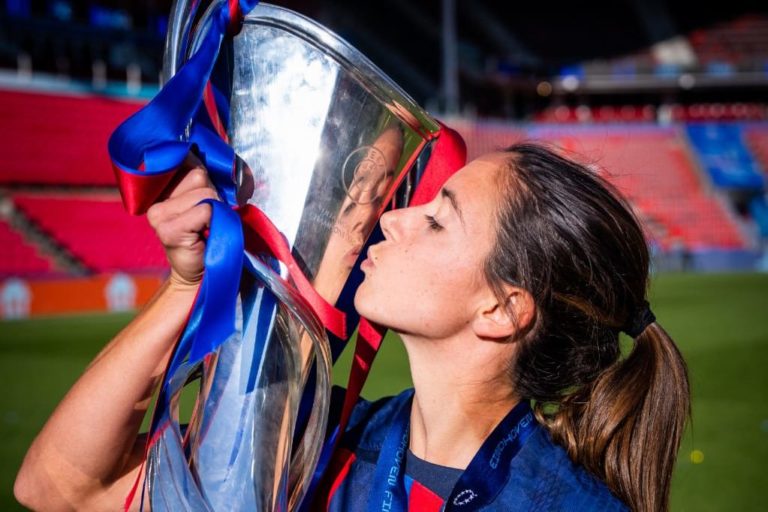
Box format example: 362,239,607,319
0,89,142,185
0,95,758,274
11,193,167,273
743,125,768,240
580,14,768,79
0,219,54,275
533,104,768,124
688,15,768,72
672,104,768,122
534,105,657,124
448,119,524,161
523,125,749,250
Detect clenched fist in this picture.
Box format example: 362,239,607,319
147,159,219,290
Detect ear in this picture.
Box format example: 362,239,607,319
472,287,535,341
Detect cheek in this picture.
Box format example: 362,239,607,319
354,244,482,336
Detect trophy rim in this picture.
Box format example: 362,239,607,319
244,3,440,136
164,0,441,137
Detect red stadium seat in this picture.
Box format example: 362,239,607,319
0,90,144,185
448,119,525,161
688,15,768,72
459,124,749,251
12,193,167,272
0,219,55,275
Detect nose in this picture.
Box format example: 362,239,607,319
379,209,397,241
379,206,419,242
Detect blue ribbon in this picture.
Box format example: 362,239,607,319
368,395,539,511
107,0,260,434
187,199,244,364
368,390,414,512
447,401,537,510
152,199,244,432
108,0,260,208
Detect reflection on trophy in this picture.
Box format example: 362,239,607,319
146,2,442,510
313,125,404,300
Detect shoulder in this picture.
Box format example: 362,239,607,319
491,426,628,511
326,386,412,460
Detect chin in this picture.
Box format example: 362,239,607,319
353,284,371,317
353,282,385,325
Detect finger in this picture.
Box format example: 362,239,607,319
167,167,215,200
147,187,218,229
155,202,212,248
182,152,205,170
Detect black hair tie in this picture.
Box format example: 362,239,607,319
623,300,656,338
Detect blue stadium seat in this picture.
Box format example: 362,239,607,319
685,123,765,190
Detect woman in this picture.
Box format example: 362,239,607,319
15,143,690,512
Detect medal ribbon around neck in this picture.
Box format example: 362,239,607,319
368,392,538,512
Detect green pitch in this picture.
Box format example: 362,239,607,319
1,273,766,510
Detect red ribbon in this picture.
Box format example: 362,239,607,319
227,0,243,36
112,164,178,216
238,204,348,340
203,81,230,143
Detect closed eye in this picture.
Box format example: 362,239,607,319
425,214,443,231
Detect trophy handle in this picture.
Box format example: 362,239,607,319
248,257,333,510
287,318,333,510
162,0,205,83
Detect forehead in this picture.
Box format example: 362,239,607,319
443,152,507,201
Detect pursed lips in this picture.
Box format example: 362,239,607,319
362,245,379,270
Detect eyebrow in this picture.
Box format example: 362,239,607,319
441,187,465,227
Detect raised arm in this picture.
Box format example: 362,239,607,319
14,166,217,511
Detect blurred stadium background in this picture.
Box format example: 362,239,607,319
0,0,767,510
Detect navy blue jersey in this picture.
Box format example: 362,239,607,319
318,388,628,511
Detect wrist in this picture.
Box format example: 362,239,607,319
167,271,203,294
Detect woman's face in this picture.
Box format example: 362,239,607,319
354,153,505,338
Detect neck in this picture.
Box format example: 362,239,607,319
402,332,519,469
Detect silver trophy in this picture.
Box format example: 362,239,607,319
148,2,442,510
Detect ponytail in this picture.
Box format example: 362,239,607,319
489,143,691,511
539,323,690,512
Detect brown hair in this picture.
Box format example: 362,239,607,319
486,142,690,512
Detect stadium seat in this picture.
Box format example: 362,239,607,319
448,119,524,161
0,89,143,185
688,15,768,73
12,193,167,272
0,219,55,275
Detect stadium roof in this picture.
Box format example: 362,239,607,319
274,0,768,105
